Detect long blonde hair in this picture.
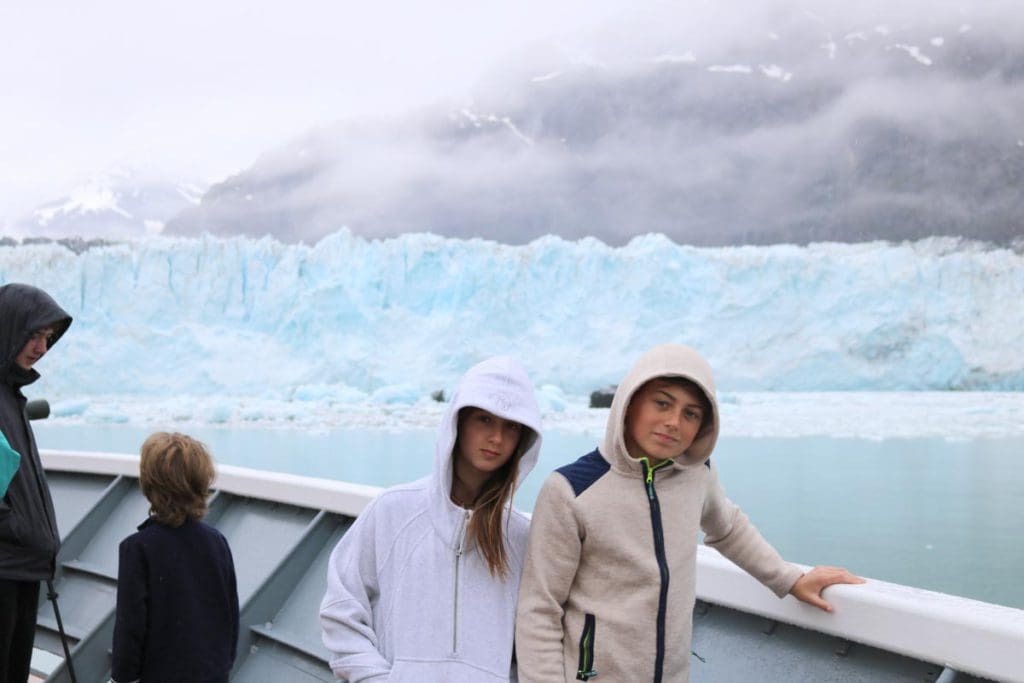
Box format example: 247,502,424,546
456,409,534,578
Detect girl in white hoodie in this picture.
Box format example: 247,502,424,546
320,356,542,682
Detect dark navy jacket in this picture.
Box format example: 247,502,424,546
0,283,72,581
111,517,239,683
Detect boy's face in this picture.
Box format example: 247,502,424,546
15,326,57,370
623,379,706,464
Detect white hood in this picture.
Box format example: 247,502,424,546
429,356,543,543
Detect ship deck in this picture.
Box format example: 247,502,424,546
33,449,1023,682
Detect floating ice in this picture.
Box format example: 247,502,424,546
537,384,568,413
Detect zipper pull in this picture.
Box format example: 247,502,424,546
641,458,655,500
456,510,469,556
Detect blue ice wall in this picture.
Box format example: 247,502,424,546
2,231,1021,402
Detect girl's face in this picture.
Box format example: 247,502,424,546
623,379,706,464
455,408,523,479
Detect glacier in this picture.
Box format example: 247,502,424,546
1,231,1022,428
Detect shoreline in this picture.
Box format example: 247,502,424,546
33,390,1024,440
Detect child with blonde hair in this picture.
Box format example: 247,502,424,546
112,432,239,683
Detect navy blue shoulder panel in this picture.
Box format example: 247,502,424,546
556,449,611,498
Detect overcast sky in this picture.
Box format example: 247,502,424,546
3,0,1017,230
0,0,633,219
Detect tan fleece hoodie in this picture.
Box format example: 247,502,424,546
516,344,803,682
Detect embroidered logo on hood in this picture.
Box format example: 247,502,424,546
489,391,513,412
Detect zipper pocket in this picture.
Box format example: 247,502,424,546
576,612,597,680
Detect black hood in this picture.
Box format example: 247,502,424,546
0,283,73,374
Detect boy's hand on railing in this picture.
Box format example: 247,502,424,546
789,566,865,612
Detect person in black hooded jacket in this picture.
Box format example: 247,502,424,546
0,283,72,683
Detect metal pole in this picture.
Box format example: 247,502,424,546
45,580,78,683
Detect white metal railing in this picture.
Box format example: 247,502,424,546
41,448,382,517
696,546,1024,682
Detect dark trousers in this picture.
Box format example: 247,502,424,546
0,579,40,683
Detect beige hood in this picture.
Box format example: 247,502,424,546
601,343,719,471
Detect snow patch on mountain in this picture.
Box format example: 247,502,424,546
14,167,208,240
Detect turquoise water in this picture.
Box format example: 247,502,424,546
35,424,1024,609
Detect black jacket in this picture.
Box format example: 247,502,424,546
112,518,240,683
0,283,73,581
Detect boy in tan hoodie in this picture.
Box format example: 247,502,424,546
516,344,862,682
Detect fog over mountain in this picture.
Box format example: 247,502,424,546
168,2,1024,246
12,167,206,241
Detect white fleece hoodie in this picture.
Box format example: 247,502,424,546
320,356,542,682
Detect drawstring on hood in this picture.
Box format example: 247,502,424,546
601,343,720,472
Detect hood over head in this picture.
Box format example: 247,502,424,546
433,356,542,503
0,283,73,378
601,343,719,471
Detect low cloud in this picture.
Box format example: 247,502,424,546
169,1,1024,245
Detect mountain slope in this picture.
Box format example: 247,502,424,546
168,9,1024,245
16,168,206,240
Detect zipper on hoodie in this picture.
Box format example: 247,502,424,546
452,509,470,654
576,612,598,680
641,457,672,683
